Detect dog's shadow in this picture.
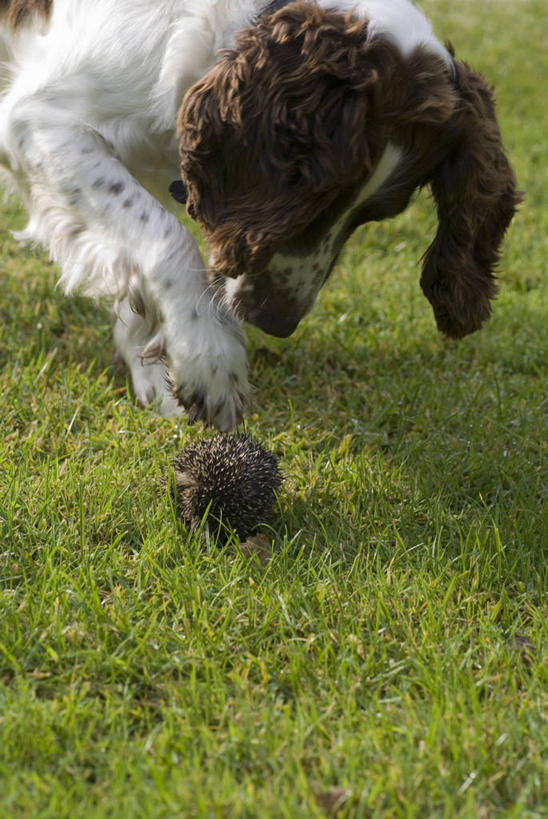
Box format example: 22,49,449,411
249,302,546,568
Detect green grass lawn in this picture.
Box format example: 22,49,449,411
0,1,547,816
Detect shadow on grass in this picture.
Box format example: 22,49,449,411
249,301,547,569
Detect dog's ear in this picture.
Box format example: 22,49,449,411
420,60,521,338
177,4,396,278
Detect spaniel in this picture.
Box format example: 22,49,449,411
0,0,520,430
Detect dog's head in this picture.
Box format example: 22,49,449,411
177,2,520,338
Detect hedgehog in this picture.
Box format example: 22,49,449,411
167,435,282,541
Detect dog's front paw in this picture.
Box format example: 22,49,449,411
166,312,249,432
131,359,182,417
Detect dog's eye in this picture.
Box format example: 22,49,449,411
169,180,188,204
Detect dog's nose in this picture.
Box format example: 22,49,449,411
246,306,300,338
168,180,188,204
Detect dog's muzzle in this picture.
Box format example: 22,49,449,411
246,305,301,338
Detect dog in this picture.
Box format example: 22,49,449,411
0,0,520,430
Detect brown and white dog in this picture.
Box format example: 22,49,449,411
0,0,520,429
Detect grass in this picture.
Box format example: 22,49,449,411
0,0,547,816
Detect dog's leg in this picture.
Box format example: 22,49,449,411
6,108,248,430
112,296,181,417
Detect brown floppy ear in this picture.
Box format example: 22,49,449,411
421,59,521,338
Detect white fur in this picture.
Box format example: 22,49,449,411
0,0,449,428
318,0,451,66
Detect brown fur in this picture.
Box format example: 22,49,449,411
178,2,520,338
420,55,521,338
179,4,396,278
1,0,52,29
